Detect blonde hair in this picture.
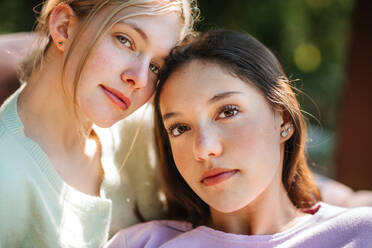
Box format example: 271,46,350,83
19,0,199,101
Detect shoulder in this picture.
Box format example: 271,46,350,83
317,202,372,222
0,122,31,173
0,120,6,139
0,85,23,147
0,119,36,196
0,121,17,152
105,220,192,248
335,205,372,228
313,203,372,239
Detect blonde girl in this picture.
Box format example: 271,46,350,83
0,0,198,247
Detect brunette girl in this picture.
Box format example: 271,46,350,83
107,30,372,247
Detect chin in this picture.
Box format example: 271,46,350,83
209,202,241,213
214,205,242,213
209,198,252,213
87,107,132,128
94,121,115,128
91,115,121,128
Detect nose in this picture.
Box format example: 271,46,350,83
121,57,149,90
193,127,223,161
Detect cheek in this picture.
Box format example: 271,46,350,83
84,43,120,76
83,35,134,82
144,83,156,99
227,118,282,167
171,142,187,169
226,120,260,150
131,84,155,110
171,139,194,179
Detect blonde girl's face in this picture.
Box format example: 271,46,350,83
160,60,287,213
65,4,184,127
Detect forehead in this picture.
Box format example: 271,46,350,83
121,11,183,50
159,60,262,111
91,3,184,50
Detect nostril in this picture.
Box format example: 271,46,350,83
121,70,147,89
121,72,136,86
126,79,136,85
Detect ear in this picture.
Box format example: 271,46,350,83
280,111,294,143
48,3,78,52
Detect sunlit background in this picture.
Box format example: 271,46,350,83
196,0,354,177
1,0,370,189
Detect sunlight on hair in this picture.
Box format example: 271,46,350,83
158,190,166,203
119,103,151,172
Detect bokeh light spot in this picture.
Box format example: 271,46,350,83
294,43,322,72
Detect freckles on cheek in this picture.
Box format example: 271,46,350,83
87,42,118,73
90,50,112,69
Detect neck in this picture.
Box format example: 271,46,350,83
209,176,305,235
18,49,93,155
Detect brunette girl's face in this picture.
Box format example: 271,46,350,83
64,5,183,127
160,60,291,213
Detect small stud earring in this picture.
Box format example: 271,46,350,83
281,130,288,138
58,41,63,45
287,127,291,132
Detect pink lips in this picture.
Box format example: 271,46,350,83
100,85,131,111
201,168,238,186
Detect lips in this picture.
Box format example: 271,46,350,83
201,168,239,186
100,85,131,111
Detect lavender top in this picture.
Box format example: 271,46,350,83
105,202,372,248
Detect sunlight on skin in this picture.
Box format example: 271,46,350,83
84,138,98,158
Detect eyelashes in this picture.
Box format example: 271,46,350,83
149,63,160,76
166,104,240,138
115,34,133,49
167,123,190,137
216,104,239,120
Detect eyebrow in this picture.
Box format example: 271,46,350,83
207,91,242,104
163,112,179,121
162,91,242,121
118,21,149,43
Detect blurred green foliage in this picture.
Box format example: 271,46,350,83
197,0,354,131
197,0,354,174
0,0,40,33
0,0,354,171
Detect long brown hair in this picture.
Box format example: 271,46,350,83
154,30,321,227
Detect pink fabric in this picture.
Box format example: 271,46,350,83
105,202,372,248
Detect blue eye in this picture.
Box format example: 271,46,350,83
168,124,190,137
116,35,132,48
149,63,160,75
217,105,239,119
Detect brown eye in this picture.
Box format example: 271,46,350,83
217,105,239,119
168,124,190,137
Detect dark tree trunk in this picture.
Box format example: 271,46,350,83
335,0,372,190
